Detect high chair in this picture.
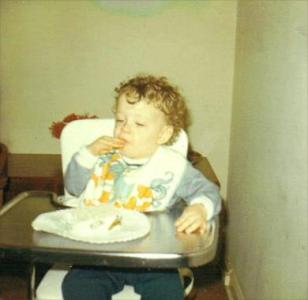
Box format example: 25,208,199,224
34,118,193,300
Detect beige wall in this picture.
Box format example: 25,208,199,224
0,0,237,198
227,1,307,299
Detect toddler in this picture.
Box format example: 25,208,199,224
62,74,221,300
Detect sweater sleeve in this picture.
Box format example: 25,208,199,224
175,162,221,221
64,146,97,197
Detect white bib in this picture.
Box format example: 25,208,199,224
81,146,187,212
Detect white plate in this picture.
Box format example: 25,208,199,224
32,204,150,244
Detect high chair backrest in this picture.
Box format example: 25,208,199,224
60,118,189,197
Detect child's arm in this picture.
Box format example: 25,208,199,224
64,147,96,196
174,162,221,234
64,136,125,196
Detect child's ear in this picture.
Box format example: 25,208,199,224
157,125,174,145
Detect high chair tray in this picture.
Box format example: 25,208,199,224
0,191,219,268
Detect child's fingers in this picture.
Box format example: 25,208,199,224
95,139,114,153
88,136,126,155
175,209,198,227
175,214,207,234
177,221,207,234
182,223,199,234
175,215,199,231
101,137,126,148
110,137,126,148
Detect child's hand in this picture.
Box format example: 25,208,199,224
175,203,208,234
87,136,126,156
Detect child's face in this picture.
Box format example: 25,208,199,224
114,95,173,159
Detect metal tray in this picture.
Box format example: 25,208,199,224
0,191,219,268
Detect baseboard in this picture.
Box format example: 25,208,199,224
224,265,245,300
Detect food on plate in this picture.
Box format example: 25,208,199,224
90,214,122,230
72,214,122,236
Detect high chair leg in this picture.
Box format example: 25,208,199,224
179,267,194,297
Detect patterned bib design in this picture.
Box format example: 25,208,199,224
82,147,187,212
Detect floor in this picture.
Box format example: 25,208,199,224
0,261,228,300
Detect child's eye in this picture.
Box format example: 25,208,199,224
116,119,124,123
135,122,145,127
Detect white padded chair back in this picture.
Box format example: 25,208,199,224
60,118,188,197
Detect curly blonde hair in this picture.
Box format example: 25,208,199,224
114,74,190,144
